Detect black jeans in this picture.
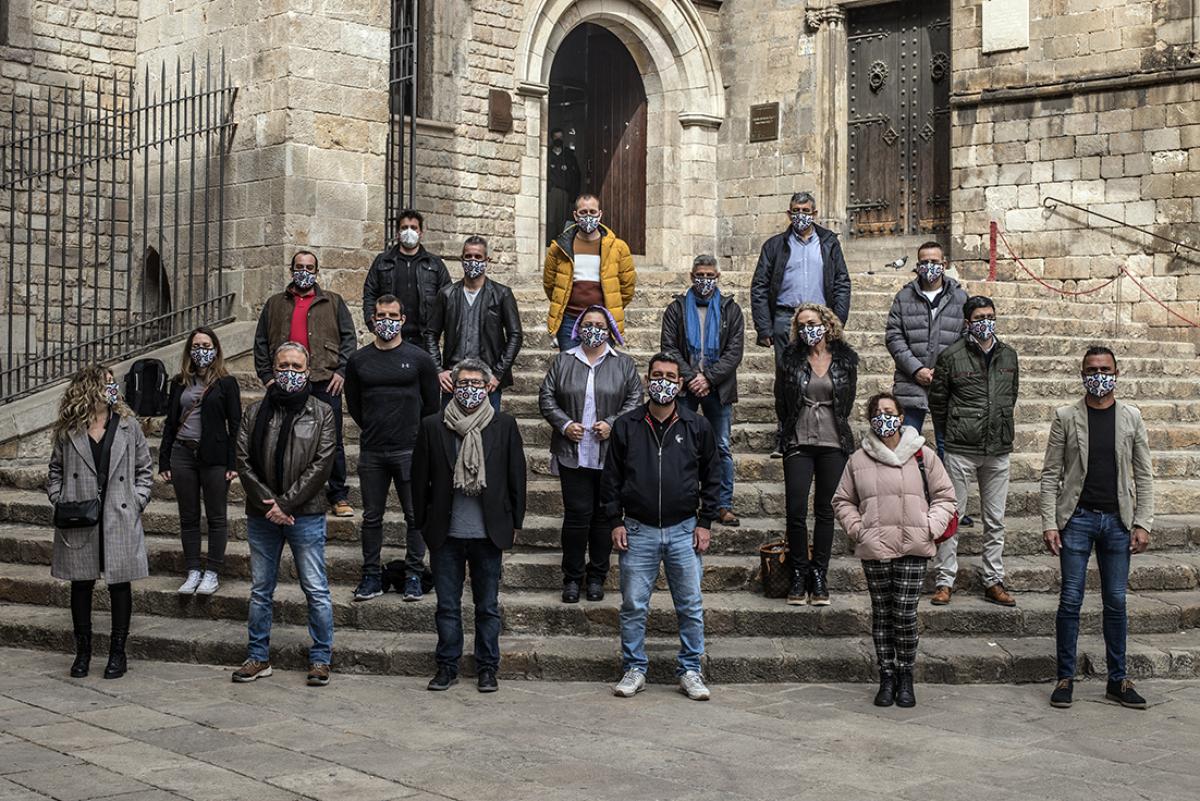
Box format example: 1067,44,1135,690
170,442,229,571
358,448,425,575
310,378,348,504
431,537,503,673
558,465,611,585
783,445,846,573
71,580,132,635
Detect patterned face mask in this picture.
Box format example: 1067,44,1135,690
579,324,609,349
1083,373,1117,398
398,228,420,248
870,413,902,438
462,259,487,279
916,260,945,283
103,381,121,407
968,319,996,340
576,214,601,234
274,369,308,394
692,277,717,298
191,346,216,369
798,324,827,347
454,384,488,411
647,377,680,405
291,269,317,291
373,318,403,341
790,212,814,233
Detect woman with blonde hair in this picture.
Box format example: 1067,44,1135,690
159,326,241,595
47,364,153,679
777,302,858,605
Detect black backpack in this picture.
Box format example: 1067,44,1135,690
123,358,171,416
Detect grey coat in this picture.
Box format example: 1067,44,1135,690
538,347,643,466
47,414,153,584
884,277,968,411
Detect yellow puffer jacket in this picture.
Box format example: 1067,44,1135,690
543,224,637,334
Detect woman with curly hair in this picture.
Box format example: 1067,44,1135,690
777,303,859,605
47,364,153,679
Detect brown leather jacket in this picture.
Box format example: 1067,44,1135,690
236,396,336,517
253,286,357,384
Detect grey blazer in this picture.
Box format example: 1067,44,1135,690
538,347,643,466
47,414,153,584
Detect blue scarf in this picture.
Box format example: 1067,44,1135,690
684,288,722,368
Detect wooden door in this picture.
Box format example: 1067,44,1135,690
847,1,950,237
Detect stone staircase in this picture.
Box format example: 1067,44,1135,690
1,266,1198,684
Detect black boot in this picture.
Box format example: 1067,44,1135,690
70,631,92,678
895,668,916,708
809,567,830,606
874,669,895,707
786,569,807,606
103,631,128,680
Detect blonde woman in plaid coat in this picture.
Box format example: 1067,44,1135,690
47,365,153,680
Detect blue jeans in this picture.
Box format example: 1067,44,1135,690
903,407,945,460
246,514,333,665
619,517,705,676
1056,508,1131,682
441,390,502,412
431,536,504,673
680,393,734,510
556,312,580,351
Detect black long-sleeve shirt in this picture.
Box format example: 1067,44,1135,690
344,341,440,453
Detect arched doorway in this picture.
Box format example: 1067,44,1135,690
547,23,647,254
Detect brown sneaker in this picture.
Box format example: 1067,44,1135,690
331,501,354,518
985,583,1017,607
231,659,272,683
717,508,740,527
307,663,330,686
930,586,952,605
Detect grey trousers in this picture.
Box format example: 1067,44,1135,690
933,451,1011,589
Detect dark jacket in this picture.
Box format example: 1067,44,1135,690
361,245,452,334
424,278,524,389
601,402,721,531
410,411,527,550
928,336,1020,457
159,375,242,472
660,292,746,406
236,396,336,518
538,347,643,466
778,338,860,456
750,224,852,336
884,277,969,412
253,286,357,385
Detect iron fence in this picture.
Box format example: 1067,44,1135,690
0,53,237,403
385,0,419,245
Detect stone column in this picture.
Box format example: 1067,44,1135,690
807,5,849,234
679,114,723,261
515,81,549,277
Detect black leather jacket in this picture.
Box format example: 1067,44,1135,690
750,224,852,336
361,245,451,335
660,292,745,406
778,338,860,456
423,278,524,389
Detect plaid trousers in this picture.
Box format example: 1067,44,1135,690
861,556,928,670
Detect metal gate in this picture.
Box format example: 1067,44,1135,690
0,54,237,403
385,0,419,246
847,1,950,237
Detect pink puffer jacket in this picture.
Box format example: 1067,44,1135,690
832,427,958,561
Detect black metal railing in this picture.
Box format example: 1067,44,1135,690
385,0,419,245
1042,196,1200,254
0,53,237,403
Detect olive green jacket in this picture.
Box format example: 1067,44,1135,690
928,336,1019,456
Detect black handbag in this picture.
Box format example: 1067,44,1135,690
54,498,101,529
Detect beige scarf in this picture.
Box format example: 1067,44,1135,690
442,398,495,496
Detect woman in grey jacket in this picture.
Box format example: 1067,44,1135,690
539,305,643,603
47,365,154,680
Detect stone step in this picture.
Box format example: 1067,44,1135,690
5,600,1199,682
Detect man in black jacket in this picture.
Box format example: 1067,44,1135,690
602,353,720,702
361,209,452,337
424,236,524,411
660,255,745,526
411,359,527,694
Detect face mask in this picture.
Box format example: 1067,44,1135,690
870,413,903,438
798,324,827,347
454,384,488,411
1083,373,1117,398
968,319,996,340
790,212,814,233
398,228,420,248
692,277,717,298
373,318,403,342
103,382,121,407
274,369,308,394
291,269,317,291
462,258,487,279
576,214,601,235
579,325,609,349
647,377,680,405
916,260,945,283
190,346,216,369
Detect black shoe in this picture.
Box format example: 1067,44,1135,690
562,581,581,604
70,632,92,678
103,632,127,680
427,666,458,691
786,569,807,606
961,515,975,527
353,574,384,602
585,580,605,602
895,669,916,708
1050,678,1074,708
477,669,499,693
1106,678,1147,709
809,568,830,606
874,670,896,707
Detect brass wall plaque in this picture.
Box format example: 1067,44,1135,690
749,102,779,142
488,89,513,133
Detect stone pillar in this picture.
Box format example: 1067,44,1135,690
515,82,549,277
807,5,849,234
679,114,723,261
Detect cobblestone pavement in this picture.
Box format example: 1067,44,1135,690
1,647,1198,801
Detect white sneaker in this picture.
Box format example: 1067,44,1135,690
196,570,219,595
178,570,202,594
678,670,711,701
613,669,646,698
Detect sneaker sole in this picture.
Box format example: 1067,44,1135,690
195,586,219,596
678,687,710,701
477,684,499,693
1050,699,1073,709
809,598,831,607
786,597,806,606
1105,694,1147,709
402,594,422,602
231,666,272,683
613,684,645,698
353,591,384,602
307,677,330,687
427,679,458,691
